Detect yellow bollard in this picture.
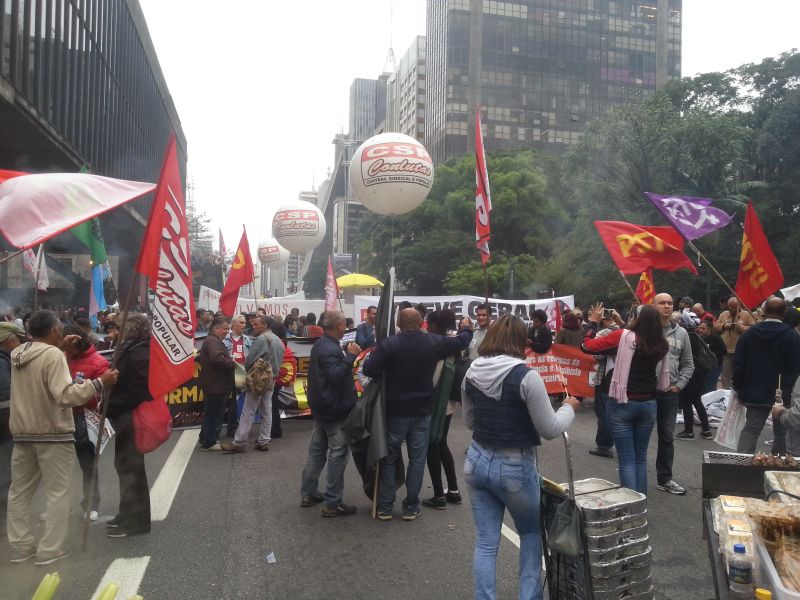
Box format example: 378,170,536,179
31,572,60,600
97,582,119,600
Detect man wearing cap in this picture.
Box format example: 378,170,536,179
0,322,27,527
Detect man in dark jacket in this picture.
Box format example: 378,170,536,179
363,308,472,521
196,316,235,451
734,297,800,454
527,309,553,354
0,322,26,527
300,310,361,517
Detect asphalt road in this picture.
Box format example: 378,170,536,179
0,404,761,600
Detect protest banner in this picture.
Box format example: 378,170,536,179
354,294,574,331
197,286,324,318
525,343,597,398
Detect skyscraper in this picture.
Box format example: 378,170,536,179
425,0,682,164
386,36,427,142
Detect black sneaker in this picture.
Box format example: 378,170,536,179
402,507,421,521
589,447,614,458
106,514,123,529
35,547,71,566
675,431,695,440
422,496,447,510
700,430,714,440
107,525,150,538
321,504,357,517
376,511,393,521
445,491,463,505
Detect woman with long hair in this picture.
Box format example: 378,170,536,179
104,313,152,538
582,304,670,494
463,314,579,600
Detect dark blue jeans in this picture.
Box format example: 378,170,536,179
594,388,614,450
378,415,431,514
655,391,679,486
607,400,657,494
199,392,228,449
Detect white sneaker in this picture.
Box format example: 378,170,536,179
84,510,99,522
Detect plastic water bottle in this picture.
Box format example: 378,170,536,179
728,543,754,599
74,371,85,384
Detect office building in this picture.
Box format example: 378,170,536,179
386,36,427,142
425,0,682,163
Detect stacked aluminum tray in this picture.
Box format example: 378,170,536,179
571,478,654,600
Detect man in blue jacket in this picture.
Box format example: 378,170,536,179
363,308,472,521
300,310,361,517
355,305,377,350
735,297,800,454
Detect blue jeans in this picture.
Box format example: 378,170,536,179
378,415,431,514
594,388,614,449
300,418,350,508
607,400,657,495
703,366,722,395
464,441,542,600
199,392,228,448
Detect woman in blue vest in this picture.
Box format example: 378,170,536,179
462,314,579,600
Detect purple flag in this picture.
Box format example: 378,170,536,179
644,193,732,240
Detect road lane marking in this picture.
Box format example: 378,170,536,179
150,429,196,521
91,556,150,600
501,523,520,548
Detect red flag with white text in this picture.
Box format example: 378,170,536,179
324,257,339,311
475,106,492,265
735,202,783,308
134,135,196,400
219,227,255,317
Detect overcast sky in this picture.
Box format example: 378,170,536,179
138,0,800,258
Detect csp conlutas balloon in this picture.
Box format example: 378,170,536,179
271,201,326,253
349,132,434,216
257,238,290,267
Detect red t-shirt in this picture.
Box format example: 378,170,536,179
230,335,246,364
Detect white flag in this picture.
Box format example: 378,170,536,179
33,245,49,291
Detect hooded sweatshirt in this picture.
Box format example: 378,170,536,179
663,322,694,391
733,319,800,406
10,341,104,442
462,355,574,441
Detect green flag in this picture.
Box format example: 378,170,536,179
71,164,108,266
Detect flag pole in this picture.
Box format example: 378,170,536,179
483,262,489,305
371,462,380,519
0,248,25,265
81,271,138,552
617,269,639,302
686,241,757,319
33,242,45,309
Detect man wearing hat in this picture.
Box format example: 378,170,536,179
0,322,27,527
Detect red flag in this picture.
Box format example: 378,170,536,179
219,227,227,257
324,257,339,311
594,221,698,275
134,134,197,400
635,269,656,305
553,301,562,334
219,227,255,317
735,202,783,308
475,105,492,265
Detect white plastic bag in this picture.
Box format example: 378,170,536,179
715,391,746,450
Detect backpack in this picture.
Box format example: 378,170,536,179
689,331,717,372
246,334,275,394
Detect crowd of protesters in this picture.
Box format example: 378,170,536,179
2,290,800,597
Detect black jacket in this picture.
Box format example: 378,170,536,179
197,333,235,395
107,340,151,420
528,325,553,354
733,320,800,406
306,334,357,422
0,348,10,406
363,329,472,417
703,332,726,366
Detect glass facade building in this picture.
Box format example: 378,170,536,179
386,35,427,142
426,0,681,164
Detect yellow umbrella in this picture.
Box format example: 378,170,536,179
336,273,384,289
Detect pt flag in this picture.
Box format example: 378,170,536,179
134,134,197,401
219,227,255,317
635,269,656,305
594,221,698,275
474,105,492,265
324,256,339,311
735,202,783,308
644,193,732,240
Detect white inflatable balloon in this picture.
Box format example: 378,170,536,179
349,132,434,216
271,201,326,253
257,238,290,266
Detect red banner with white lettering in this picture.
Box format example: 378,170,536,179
525,344,597,398
135,135,197,400
735,202,783,308
475,106,492,265
594,221,698,275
